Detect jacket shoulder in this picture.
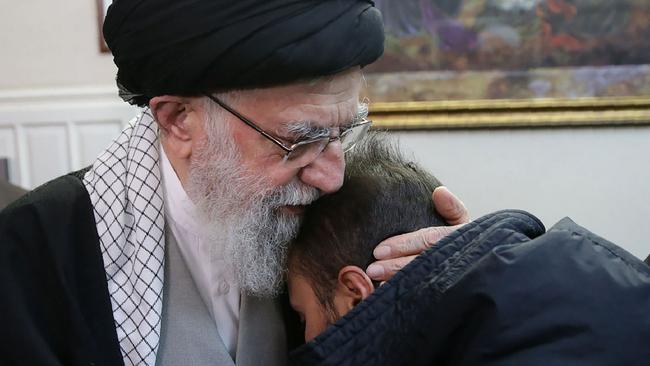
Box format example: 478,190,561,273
452,216,650,364
1,168,92,235
0,180,27,209
2,167,89,211
546,217,650,276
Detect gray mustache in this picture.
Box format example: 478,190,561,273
268,181,322,207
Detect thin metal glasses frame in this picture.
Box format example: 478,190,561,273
204,93,372,159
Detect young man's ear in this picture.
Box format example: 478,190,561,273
149,95,196,159
336,265,375,309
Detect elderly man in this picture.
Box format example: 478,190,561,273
0,1,468,366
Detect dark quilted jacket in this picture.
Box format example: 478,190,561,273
290,210,650,366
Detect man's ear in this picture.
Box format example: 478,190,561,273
336,266,375,307
149,95,196,159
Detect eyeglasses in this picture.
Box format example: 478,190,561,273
204,94,372,165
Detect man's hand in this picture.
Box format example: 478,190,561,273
366,186,470,282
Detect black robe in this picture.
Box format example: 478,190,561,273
0,170,302,366
0,171,124,365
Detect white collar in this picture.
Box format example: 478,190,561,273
159,144,240,358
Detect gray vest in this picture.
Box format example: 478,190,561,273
156,227,289,366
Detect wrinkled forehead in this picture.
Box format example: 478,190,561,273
239,68,364,127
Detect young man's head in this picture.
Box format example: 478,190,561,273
288,133,447,341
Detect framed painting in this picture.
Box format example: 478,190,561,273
365,0,650,129
96,0,111,53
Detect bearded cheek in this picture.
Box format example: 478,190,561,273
226,200,300,297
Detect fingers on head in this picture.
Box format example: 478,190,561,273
433,186,470,224
382,257,412,280
421,226,453,246
379,230,429,258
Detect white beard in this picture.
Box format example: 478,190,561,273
219,180,320,297
186,103,320,297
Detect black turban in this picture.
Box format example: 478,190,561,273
103,0,384,106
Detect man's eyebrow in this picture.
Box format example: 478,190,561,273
284,120,331,140
282,103,369,140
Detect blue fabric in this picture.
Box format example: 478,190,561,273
290,210,650,365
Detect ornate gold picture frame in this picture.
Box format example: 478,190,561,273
367,95,650,130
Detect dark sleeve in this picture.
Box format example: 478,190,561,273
0,173,123,366
446,218,650,365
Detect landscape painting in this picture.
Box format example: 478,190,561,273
365,0,650,104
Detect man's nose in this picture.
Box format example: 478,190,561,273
297,141,345,193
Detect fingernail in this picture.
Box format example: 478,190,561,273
366,264,385,279
373,245,391,259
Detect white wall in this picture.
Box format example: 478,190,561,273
0,0,135,187
396,128,650,259
0,1,116,89
0,1,647,260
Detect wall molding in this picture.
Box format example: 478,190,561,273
0,86,139,189
0,86,121,104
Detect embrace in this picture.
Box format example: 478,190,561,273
1,1,648,365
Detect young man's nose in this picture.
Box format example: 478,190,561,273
297,141,345,193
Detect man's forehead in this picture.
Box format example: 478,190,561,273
241,77,362,130
248,68,362,99
274,102,359,134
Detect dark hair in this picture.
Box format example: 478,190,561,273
288,132,447,311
